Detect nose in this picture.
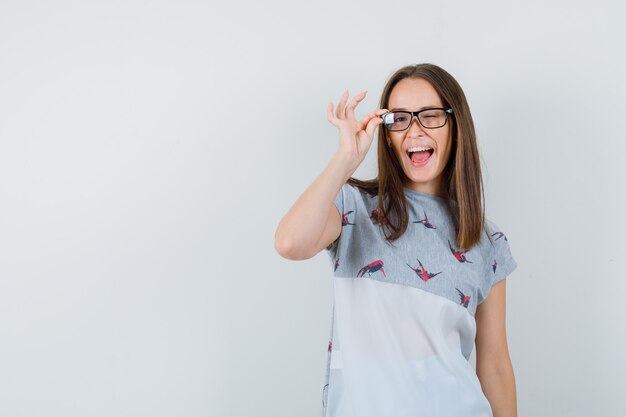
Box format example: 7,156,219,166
407,115,426,135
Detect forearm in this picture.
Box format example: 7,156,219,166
478,364,518,417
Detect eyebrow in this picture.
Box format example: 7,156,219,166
390,105,443,111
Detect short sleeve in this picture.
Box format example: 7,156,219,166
324,184,344,256
482,220,518,299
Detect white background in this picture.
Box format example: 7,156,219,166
1,1,624,416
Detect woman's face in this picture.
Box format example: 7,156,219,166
386,77,453,198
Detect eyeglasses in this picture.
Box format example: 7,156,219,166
380,107,453,131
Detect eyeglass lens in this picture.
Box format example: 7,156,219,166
383,109,448,130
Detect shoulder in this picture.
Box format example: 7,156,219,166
483,217,504,245
340,181,379,207
482,216,518,278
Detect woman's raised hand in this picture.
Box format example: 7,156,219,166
327,90,388,166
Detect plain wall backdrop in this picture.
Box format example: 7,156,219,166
1,1,625,416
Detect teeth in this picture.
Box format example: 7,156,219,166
407,146,433,152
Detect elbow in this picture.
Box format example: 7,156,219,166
274,225,291,258
274,236,293,259
274,234,314,261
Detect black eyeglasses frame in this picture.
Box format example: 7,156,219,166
380,107,454,131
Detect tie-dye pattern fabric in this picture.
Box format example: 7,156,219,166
321,182,518,417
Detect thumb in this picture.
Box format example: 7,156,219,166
364,116,384,141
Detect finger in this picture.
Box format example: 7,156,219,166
335,89,348,119
359,108,389,129
345,90,367,120
327,101,335,124
365,113,385,140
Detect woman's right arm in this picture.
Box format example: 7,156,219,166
274,151,358,260
274,90,387,260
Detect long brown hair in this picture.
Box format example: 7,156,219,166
347,63,494,250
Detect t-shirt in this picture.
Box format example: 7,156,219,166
321,182,518,417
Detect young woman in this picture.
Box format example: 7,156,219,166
275,63,518,417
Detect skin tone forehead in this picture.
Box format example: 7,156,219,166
388,78,444,111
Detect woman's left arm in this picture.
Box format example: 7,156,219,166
475,278,518,417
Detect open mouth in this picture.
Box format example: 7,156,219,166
406,149,434,166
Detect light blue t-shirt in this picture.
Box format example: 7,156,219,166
321,182,518,417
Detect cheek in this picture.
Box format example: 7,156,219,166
435,131,451,155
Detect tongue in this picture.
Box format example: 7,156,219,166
411,150,431,163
